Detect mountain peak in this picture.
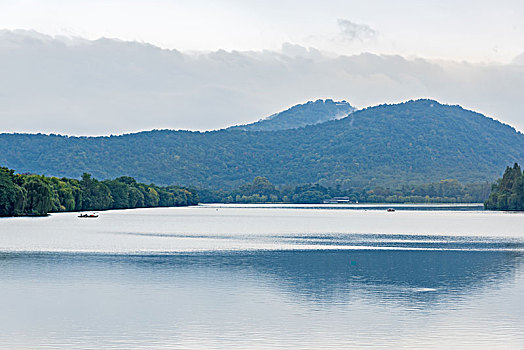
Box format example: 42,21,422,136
228,99,355,132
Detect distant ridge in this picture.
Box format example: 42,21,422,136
1,99,523,189
227,99,355,131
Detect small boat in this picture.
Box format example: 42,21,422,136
387,208,395,212
78,213,99,218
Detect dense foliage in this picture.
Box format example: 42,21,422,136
0,167,198,216
227,99,355,131
485,163,524,210
199,176,491,204
1,100,523,189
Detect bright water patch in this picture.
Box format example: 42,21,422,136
275,233,524,251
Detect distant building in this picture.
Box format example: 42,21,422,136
323,197,351,204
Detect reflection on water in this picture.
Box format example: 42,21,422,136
0,249,523,349
247,250,523,304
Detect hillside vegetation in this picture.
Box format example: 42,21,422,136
1,99,523,189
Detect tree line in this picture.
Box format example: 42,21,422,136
1,165,511,217
0,167,198,216
198,176,492,204
484,163,524,210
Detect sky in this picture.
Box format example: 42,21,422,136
0,0,524,135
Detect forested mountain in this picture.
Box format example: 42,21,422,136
1,99,523,189
227,99,355,131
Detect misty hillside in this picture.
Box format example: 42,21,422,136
227,99,355,131
1,99,523,188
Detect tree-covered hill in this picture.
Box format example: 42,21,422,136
227,99,355,131
1,99,523,189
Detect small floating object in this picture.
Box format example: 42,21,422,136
413,287,436,293
78,212,99,218
387,208,395,212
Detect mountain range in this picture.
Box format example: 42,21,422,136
1,99,523,189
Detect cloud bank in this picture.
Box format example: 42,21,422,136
1,30,524,135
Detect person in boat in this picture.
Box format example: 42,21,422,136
78,213,98,217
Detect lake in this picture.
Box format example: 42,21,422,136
0,204,523,349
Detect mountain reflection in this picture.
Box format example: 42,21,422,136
2,249,522,307
245,250,523,306
170,249,522,306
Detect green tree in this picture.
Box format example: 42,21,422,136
292,190,328,204
104,180,130,209
23,176,53,215
80,173,113,210
485,163,524,210
0,167,26,216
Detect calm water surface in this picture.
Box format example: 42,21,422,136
0,204,523,349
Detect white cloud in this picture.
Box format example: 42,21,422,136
2,0,524,61
337,19,376,42
0,30,523,135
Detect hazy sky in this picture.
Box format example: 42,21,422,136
1,1,524,135
2,0,524,61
